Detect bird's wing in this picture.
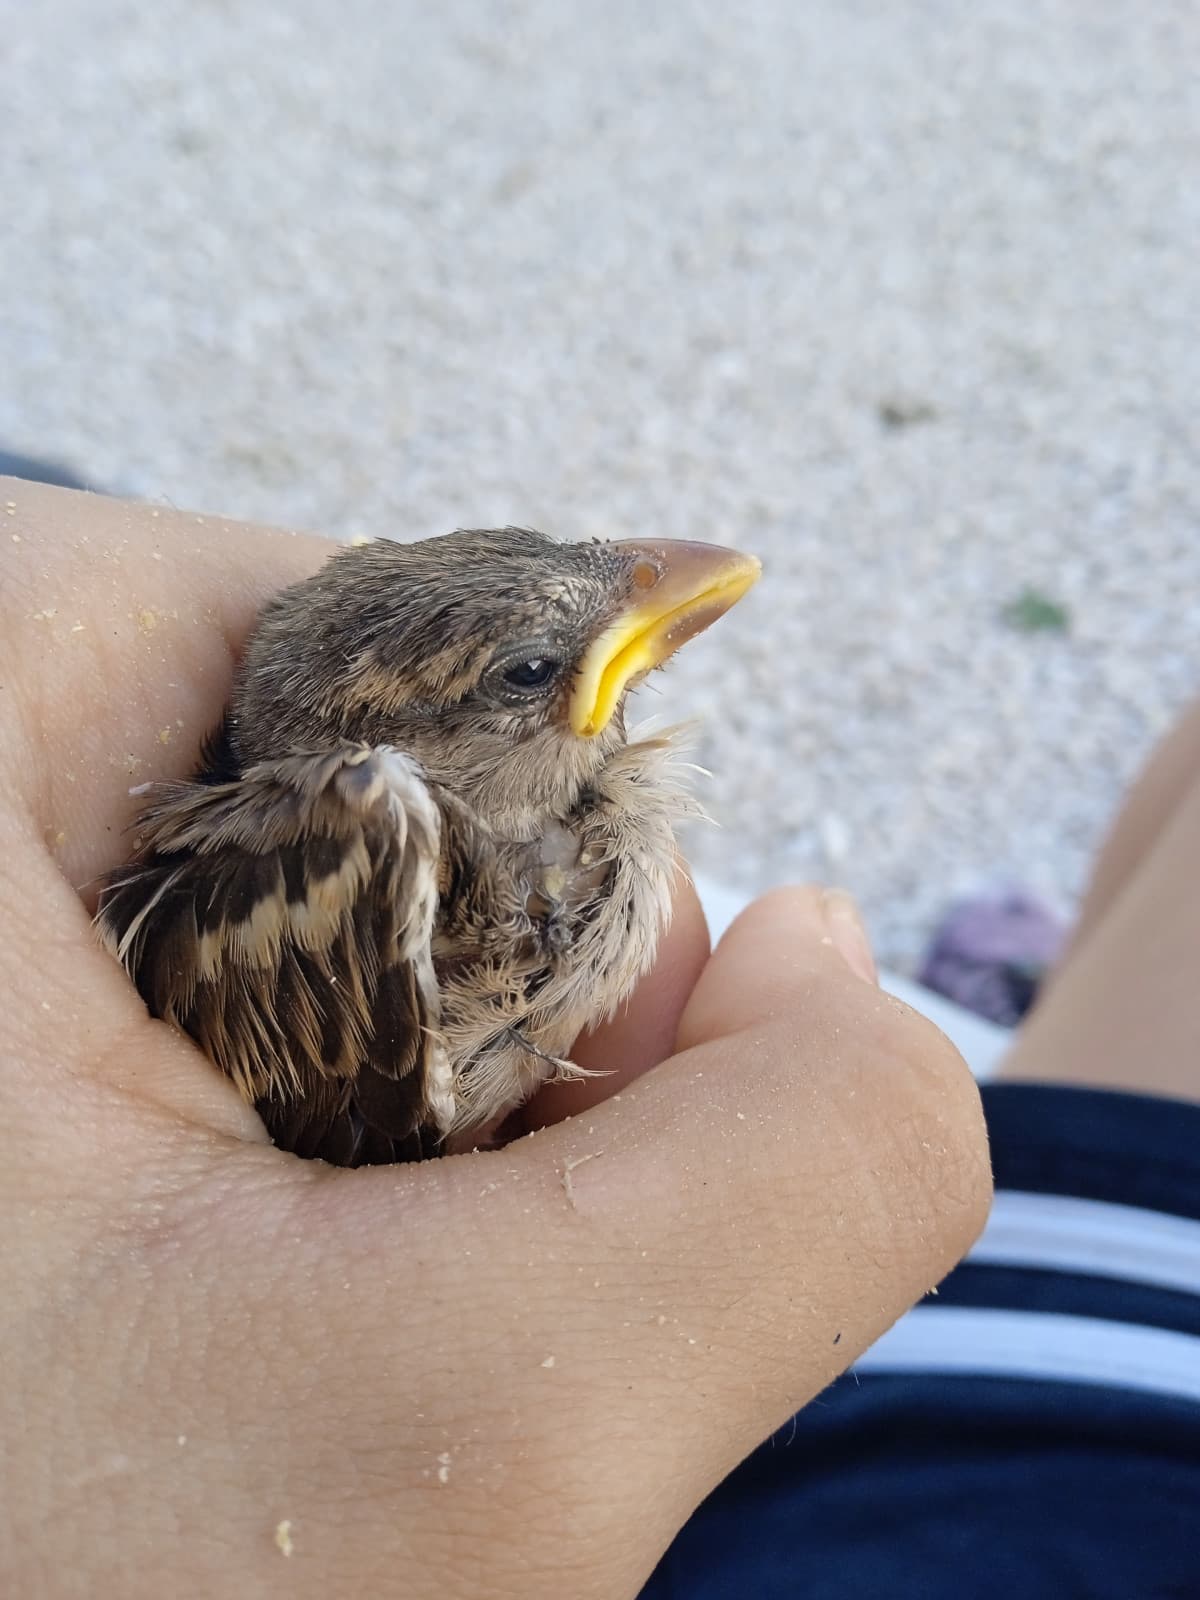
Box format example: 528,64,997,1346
96,746,451,1165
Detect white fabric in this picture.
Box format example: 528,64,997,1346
976,1191,1200,1298
855,1306,1200,1404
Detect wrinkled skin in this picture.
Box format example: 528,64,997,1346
0,480,990,1599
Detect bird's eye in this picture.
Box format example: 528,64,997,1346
501,657,560,692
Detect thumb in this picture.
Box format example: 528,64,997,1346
501,886,991,1525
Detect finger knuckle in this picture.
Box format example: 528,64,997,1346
865,1000,993,1241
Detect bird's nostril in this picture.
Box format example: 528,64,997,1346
632,559,660,590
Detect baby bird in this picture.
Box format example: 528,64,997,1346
98,528,760,1164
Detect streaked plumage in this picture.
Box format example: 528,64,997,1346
97,528,759,1164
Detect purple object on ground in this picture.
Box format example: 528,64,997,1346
918,889,1068,1028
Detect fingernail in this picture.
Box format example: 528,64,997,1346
822,889,878,985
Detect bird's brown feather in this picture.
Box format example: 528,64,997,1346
98,745,447,1164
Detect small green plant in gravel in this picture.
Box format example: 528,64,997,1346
1002,587,1072,634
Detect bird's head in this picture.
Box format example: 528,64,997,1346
231,527,760,831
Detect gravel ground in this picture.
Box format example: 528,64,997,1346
4,2,1198,968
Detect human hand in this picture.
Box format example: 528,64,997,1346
0,480,990,1599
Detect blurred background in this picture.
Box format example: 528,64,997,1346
3,0,1197,970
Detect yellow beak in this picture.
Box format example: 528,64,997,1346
568,539,762,738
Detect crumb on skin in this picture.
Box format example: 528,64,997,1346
274,1520,294,1557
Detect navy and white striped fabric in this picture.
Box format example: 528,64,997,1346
642,1085,1200,1598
